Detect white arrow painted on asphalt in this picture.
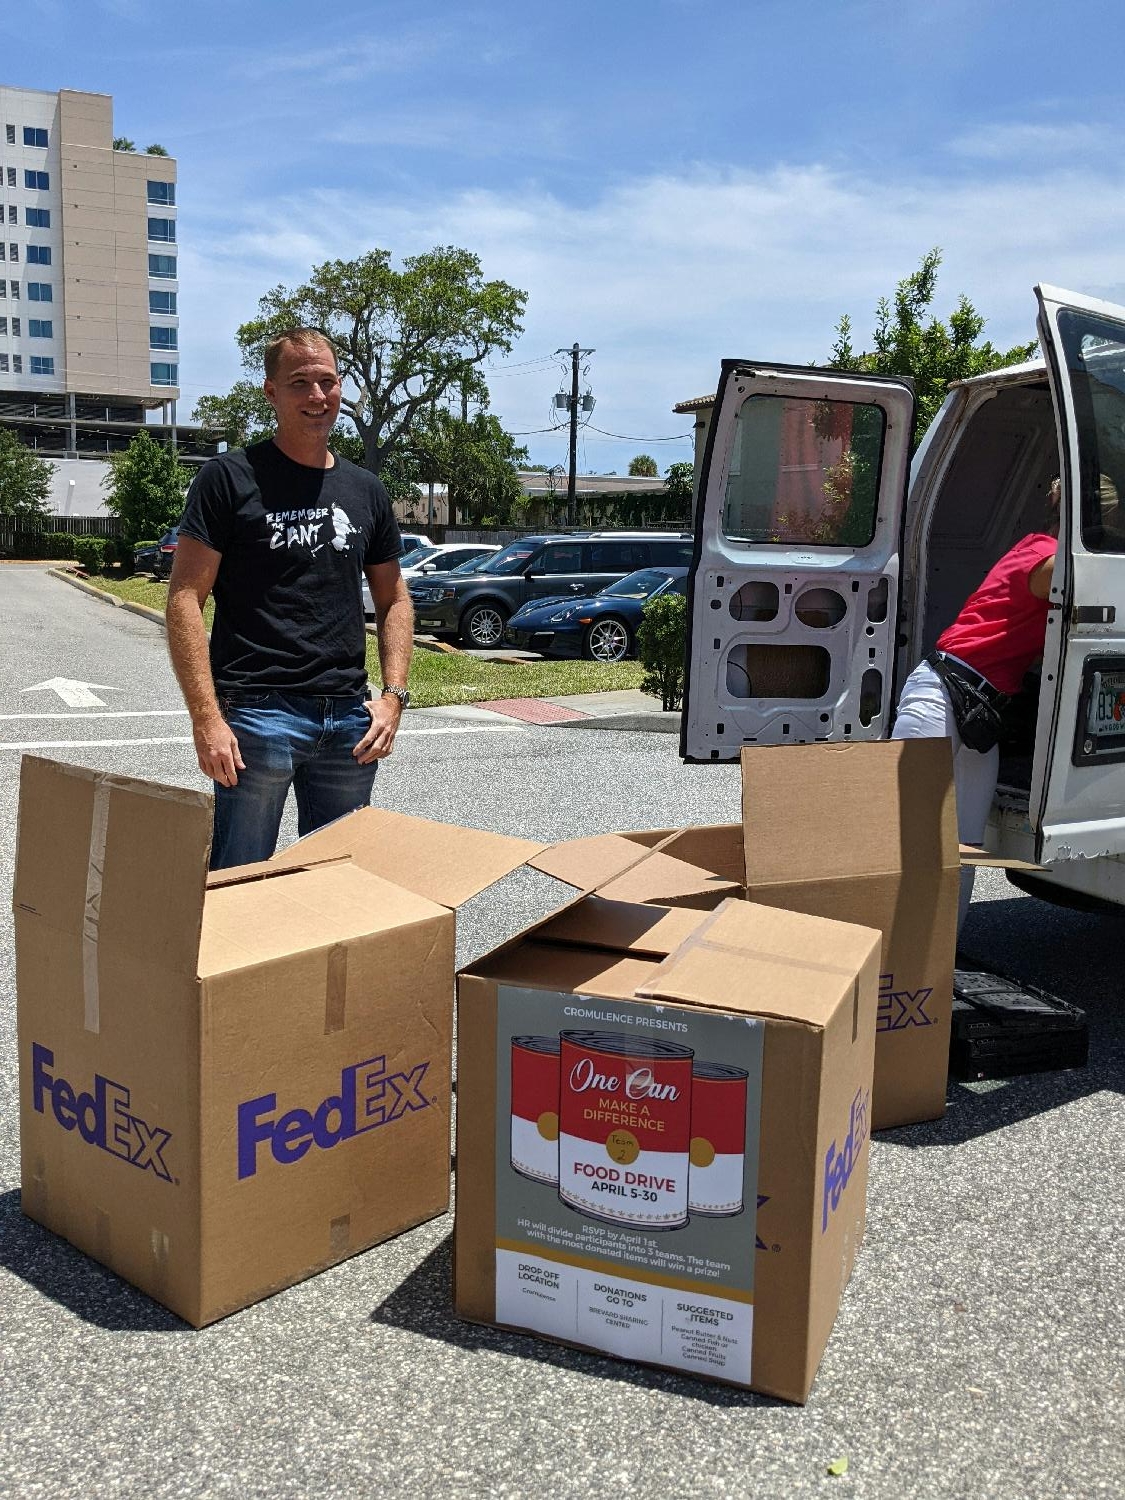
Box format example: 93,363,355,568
21,678,119,709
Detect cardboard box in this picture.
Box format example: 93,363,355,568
15,756,540,1326
454,893,881,1404
534,740,960,1132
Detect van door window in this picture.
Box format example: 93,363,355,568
1057,310,1125,552
722,395,886,547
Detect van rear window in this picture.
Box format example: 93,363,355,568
721,394,885,547
1058,311,1125,553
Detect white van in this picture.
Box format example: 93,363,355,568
682,284,1125,910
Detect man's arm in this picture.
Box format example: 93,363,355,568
354,559,414,764
1029,546,1058,601
166,535,245,786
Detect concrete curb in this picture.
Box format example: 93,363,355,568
548,711,681,734
49,568,169,626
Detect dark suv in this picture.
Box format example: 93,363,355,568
409,532,694,647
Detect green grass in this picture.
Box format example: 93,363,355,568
73,571,645,707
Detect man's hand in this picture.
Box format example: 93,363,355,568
354,693,403,764
194,712,246,787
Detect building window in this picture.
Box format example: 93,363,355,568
0,281,6,297
27,245,50,265
24,170,49,191
147,180,175,206
12,354,21,373
4,167,13,189
27,282,51,302
148,253,176,278
147,217,176,242
0,318,6,334
28,318,51,338
6,206,14,225
11,317,20,335
149,289,177,314
0,244,5,262
0,354,7,372
150,325,177,349
4,125,13,145
8,243,17,262
10,281,18,297
29,355,54,375
150,361,178,386
25,208,50,228
23,127,48,148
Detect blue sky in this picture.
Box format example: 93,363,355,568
7,0,1125,471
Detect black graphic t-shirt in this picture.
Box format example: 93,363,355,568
179,440,402,695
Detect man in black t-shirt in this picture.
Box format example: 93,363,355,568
166,327,414,868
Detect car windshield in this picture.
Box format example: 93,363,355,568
601,569,669,599
480,541,543,575
402,546,443,567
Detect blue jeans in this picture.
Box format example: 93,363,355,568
210,690,377,870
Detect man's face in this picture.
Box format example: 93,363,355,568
264,340,341,446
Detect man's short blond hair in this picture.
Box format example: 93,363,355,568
263,327,337,380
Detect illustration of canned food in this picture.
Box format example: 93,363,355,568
510,1035,561,1184
557,1030,694,1229
687,1061,749,1216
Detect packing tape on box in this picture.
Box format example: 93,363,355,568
325,944,348,1033
82,780,111,1034
329,1214,351,1256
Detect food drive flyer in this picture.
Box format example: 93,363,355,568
495,987,765,1382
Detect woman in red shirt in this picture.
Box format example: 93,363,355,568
893,479,1059,931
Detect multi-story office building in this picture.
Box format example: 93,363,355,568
0,85,211,467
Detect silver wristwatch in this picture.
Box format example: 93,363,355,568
381,684,410,709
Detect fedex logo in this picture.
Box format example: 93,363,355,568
31,1043,173,1182
237,1053,431,1180
821,1086,870,1232
877,971,934,1032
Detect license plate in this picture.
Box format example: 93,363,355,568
1086,670,1125,737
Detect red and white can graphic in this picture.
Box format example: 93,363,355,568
510,1035,561,1184
557,1030,694,1229
688,1061,749,1217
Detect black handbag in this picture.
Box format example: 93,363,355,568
926,653,1009,753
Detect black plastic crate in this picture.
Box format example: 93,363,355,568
950,967,1089,1081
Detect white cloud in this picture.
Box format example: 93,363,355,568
241,28,452,83
178,157,1125,468
949,120,1110,162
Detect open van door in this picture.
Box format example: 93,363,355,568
1031,285,1125,861
681,361,914,762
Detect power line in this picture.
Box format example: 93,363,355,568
582,425,693,442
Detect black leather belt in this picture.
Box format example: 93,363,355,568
926,651,1010,709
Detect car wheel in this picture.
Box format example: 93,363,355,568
461,601,508,649
583,616,631,662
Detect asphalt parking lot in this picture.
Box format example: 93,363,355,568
1,566,1122,1500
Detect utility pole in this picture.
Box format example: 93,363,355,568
555,343,594,527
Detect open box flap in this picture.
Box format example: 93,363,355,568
269,806,546,909
533,896,712,957
13,756,212,979
206,853,351,889
741,739,959,885
636,898,881,1027
527,833,665,890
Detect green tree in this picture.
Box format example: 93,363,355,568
664,460,694,508
193,380,275,448
411,407,528,526
0,429,53,522
231,246,526,475
145,143,169,156
829,248,1037,445
628,453,658,477
112,137,135,152
102,431,190,544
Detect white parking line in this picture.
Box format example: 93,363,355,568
0,722,524,751
0,709,190,721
